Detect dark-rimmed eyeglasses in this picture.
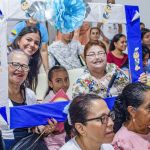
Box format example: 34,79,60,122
85,111,115,124
8,62,29,71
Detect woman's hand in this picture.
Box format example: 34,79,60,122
35,118,57,136
138,72,147,84
44,118,57,135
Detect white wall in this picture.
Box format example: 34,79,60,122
91,0,150,28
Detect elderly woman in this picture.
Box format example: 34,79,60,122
2,50,56,150
8,26,42,91
72,41,147,98
112,82,150,149
61,94,115,150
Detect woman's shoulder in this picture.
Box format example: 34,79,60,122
112,126,150,149
112,126,140,146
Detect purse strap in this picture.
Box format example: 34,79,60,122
30,130,45,148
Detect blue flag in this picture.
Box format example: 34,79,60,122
125,5,143,82
10,101,69,129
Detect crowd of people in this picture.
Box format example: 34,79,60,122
0,0,150,150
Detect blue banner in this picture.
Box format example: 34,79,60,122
10,101,69,129
104,97,116,110
7,97,116,129
125,5,143,82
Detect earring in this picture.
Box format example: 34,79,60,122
133,118,135,122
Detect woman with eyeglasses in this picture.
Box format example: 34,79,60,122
1,50,56,150
72,41,147,98
8,26,42,92
112,82,150,150
60,94,115,150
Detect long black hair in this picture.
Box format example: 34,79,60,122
65,94,102,140
109,33,126,51
113,82,150,133
44,66,69,97
9,26,42,92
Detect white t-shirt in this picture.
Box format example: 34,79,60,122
60,137,114,150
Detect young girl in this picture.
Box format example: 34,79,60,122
43,66,70,150
107,33,128,68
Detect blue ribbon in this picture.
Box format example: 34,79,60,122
125,5,143,82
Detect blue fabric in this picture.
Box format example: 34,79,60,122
10,101,69,129
9,21,48,44
125,5,143,82
0,9,2,16
53,0,86,33
8,98,115,129
0,107,8,123
104,97,116,110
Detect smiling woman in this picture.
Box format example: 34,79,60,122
8,26,42,91
2,50,37,149
72,40,147,98
2,50,56,150
72,41,129,98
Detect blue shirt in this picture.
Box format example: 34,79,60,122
9,21,48,44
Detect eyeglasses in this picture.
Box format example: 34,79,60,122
86,51,106,58
8,62,29,71
85,111,115,124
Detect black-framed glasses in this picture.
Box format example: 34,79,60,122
86,51,106,58
8,62,29,71
85,111,115,124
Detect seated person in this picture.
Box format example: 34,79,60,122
48,31,84,70
112,82,150,150
42,66,70,150
72,41,147,98
1,50,56,150
61,94,114,150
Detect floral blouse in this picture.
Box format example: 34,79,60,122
72,63,129,98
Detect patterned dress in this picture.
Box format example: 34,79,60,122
72,63,129,98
